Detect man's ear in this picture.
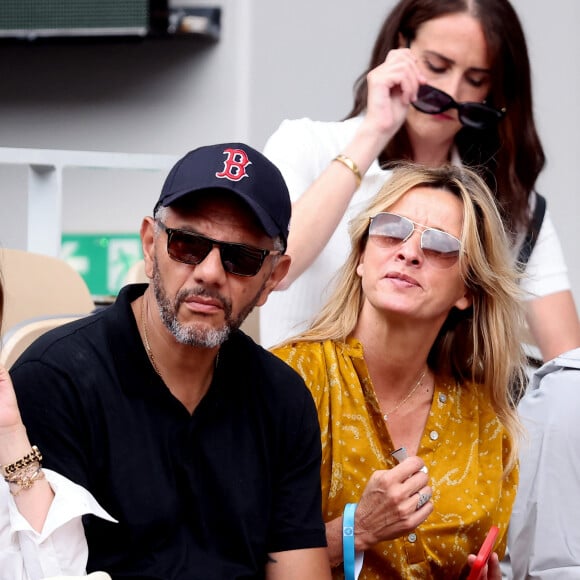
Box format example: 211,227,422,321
141,217,156,280
255,254,292,307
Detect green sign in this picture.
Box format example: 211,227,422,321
61,233,143,298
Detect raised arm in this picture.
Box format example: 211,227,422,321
267,49,425,289
1,365,115,579
0,365,54,531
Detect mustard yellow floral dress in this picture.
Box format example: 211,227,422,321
272,337,518,580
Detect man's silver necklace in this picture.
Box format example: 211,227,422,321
382,368,427,421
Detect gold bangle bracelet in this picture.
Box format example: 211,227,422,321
333,154,362,187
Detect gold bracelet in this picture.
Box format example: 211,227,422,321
7,465,45,496
332,154,362,187
1,445,43,478
5,462,40,482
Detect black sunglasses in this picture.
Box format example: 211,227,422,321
412,84,506,130
157,222,281,277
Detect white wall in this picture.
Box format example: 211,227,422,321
0,0,578,308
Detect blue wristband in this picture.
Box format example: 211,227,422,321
343,502,357,580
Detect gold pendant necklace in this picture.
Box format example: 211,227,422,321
382,368,427,421
141,297,164,379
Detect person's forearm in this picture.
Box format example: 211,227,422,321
265,547,331,580
326,511,377,569
325,517,345,568
279,121,396,288
0,424,55,531
526,290,580,361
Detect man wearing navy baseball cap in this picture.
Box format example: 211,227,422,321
155,142,291,250
8,143,330,579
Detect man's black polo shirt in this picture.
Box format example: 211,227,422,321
12,284,326,579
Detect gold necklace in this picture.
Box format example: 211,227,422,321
382,368,427,421
141,297,164,379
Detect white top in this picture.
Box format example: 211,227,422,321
0,469,115,580
259,116,571,347
507,348,580,579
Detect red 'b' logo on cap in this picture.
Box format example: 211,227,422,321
215,148,252,182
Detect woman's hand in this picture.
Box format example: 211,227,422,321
361,48,426,142
274,47,427,289
353,456,433,551
462,551,501,580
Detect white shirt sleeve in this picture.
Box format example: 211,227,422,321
0,469,116,580
263,118,331,205
518,208,571,299
260,118,350,346
508,349,580,579
260,117,390,347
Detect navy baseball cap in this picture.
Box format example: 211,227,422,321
155,143,291,250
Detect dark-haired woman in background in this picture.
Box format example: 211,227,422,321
260,0,580,359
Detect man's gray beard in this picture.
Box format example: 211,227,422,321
152,256,265,348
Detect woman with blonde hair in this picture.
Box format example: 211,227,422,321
261,0,580,360
273,162,526,578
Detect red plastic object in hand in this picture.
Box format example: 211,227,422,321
466,526,499,580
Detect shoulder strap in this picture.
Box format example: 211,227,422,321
517,192,546,268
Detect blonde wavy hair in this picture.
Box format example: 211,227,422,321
283,162,526,470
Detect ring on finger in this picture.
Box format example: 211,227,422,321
416,491,431,510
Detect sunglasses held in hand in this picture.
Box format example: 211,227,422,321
412,84,506,130
368,212,462,268
158,221,281,277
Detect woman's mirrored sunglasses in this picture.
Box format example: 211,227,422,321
368,212,462,268
157,221,281,277
412,84,506,130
